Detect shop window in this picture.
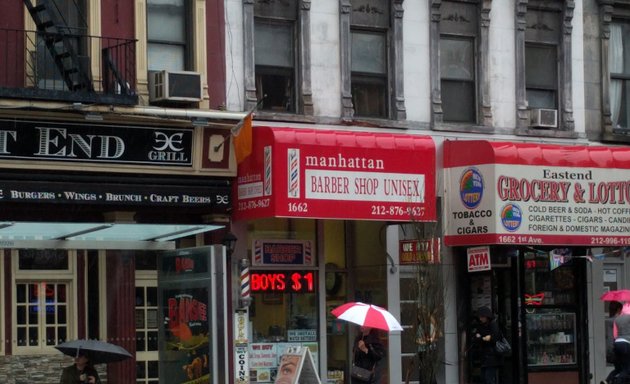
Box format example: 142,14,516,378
515,0,574,133
244,0,312,114
19,249,69,270
135,284,159,384
340,0,405,120
15,282,69,350
136,252,159,384
255,20,296,112
351,30,388,118
147,0,191,72
13,249,75,353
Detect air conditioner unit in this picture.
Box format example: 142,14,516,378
529,108,558,128
149,70,202,103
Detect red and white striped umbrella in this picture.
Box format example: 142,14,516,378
331,302,403,332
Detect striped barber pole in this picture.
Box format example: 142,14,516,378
240,260,250,300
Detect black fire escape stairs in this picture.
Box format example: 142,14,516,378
23,0,94,92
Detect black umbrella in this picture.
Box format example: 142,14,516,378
55,339,133,364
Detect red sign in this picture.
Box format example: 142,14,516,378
250,271,316,293
399,239,441,264
233,127,436,222
467,246,491,272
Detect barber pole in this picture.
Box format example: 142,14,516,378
239,258,250,302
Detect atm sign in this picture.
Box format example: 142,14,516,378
467,246,491,272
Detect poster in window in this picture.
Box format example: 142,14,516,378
162,287,210,384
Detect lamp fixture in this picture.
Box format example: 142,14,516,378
221,231,237,256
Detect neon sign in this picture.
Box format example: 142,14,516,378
250,271,316,293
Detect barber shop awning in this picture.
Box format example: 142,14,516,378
0,222,223,250
234,127,436,222
444,140,630,246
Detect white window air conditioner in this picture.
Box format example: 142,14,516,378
529,108,558,128
149,70,203,103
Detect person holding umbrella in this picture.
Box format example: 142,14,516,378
59,352,101,384
352,326,385,384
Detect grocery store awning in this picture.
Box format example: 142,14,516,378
444,140,630,246
0,222,223,250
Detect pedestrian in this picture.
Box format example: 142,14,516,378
606,302,630,384
416,311,439,384
59,352,101,384
604,301,623,384
351,326,385,384
473,306,502,384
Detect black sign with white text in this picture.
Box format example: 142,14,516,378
0,180,231,210
0,119,193,166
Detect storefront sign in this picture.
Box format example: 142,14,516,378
467,246,491,272
399,239,441,264
445,140,630,246
0,119,193,166
234,127,436,222
253,239,314,266
0,179,230,210
287,329,317,342
250,271,317,293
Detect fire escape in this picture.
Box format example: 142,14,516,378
24,0,94,92
0,0,137,105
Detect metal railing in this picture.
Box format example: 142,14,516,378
0,28,137,105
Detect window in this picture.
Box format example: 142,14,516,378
524,10,559,110
255,20,296,112
441,37,476,122
34,0,89,91
16,282,69,349
136,252,159,384
351,30,387,117
438,1,479,124
244,0,312,114
14,249,74,353
609,22,630,131
515,0,574,133
340,0,403,119
147,0,190,72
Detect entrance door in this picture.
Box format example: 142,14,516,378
157,246,228,384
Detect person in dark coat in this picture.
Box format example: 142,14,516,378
352,326,385,383
473,306,502,384
59,353,101,384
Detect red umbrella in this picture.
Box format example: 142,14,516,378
331,302,403,332
600,289,630,302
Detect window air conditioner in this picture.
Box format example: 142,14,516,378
529,108,558,128
149,70,203,103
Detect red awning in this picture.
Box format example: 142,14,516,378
233,127,436,222
444,140,630,246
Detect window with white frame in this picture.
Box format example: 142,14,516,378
13,249,74,353
147,0,190,72
135,252,159,384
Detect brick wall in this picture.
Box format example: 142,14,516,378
0,354,107,383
